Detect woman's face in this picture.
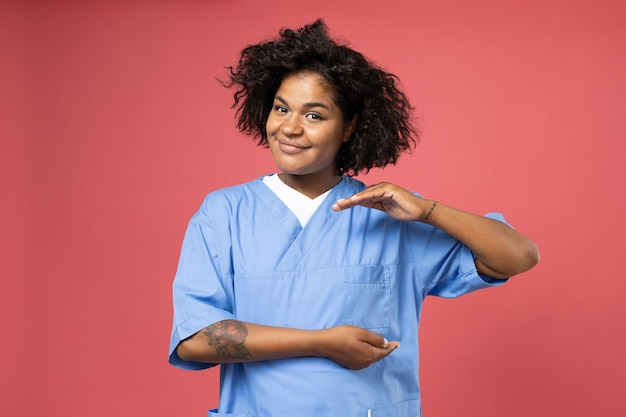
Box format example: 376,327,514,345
266,71,353,181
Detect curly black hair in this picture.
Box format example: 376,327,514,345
222,19,419,176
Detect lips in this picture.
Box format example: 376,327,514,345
277,139,309,154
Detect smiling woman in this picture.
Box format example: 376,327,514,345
222,19,417,178
266,71,356,197
169,19,538,417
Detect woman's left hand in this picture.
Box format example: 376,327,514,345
332,182,428,222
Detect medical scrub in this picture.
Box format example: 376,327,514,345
169,176,507,417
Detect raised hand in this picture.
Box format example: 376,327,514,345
332,182,431,222
332,181,539,278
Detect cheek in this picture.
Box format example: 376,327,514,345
265,113,281,133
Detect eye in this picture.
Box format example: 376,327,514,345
306,112,324,121
273,105,288,114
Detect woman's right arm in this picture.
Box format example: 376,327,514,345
176,319,399,370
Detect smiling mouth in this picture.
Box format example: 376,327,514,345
277,140,308,154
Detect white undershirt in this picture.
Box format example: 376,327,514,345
262,174,332,227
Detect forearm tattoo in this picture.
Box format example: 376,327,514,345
202,320,252,360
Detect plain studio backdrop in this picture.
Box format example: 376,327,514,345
2,1,625,416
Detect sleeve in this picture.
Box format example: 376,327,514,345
168,200,236,370
418,212,509,298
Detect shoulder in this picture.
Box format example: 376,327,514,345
337,176,368,196
197,177,264,214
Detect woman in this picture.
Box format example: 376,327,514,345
169,19,539,416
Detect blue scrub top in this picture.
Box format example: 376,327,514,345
169,176,507,417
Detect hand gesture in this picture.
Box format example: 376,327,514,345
317,325,400,370
332,182,431,222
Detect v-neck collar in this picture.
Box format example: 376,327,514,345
250,176,359,271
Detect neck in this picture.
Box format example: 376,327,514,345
278,173,343,199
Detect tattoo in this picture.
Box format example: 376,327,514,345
202,320,252,360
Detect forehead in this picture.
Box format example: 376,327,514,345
276,70,337,103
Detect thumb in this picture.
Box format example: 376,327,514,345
362,330,391,349
372,335,401,351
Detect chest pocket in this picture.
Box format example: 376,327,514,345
343,265,391,330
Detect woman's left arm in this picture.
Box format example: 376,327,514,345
332,182,540,279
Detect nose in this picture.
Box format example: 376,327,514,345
281,115,303,136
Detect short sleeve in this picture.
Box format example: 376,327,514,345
168,201,236,370
419,212,509,298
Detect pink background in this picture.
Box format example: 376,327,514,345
2,1,625,416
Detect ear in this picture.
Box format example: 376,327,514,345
342,115,359,143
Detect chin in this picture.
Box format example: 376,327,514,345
278,169,307,176
274,163,307,176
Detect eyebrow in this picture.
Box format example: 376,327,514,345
274,95,331,111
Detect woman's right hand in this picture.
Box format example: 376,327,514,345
316,325,400,370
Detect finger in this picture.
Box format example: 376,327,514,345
370,341,401,366
373,341,400,357
357,329,393,349
331,196,359,211
379,337,390,349
332,187,390,211
387,341,400,350
352,187,396,206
